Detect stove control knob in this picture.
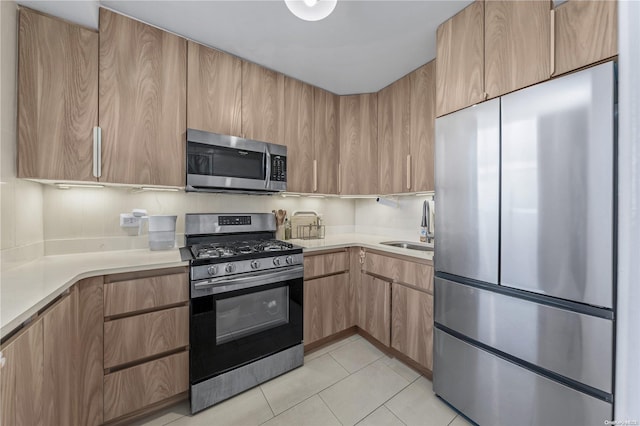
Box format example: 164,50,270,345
273,257,281,266
251,260,261,270
225,263,236,273
285,255,293,265
207,265,218,276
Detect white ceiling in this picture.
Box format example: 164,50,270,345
16,0,473,94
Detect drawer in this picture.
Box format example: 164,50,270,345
104,306,189,368
304,250,349,279
104,272,188,317
103,351,188,421
433,329,611,425
434,277,613,393
363,251,433,292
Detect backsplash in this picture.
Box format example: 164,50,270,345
355,195,434,242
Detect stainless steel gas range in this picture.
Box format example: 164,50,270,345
181,213,304,414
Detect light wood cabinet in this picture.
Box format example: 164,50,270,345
304,273,350,345
304,250,349,279
436,0,484,117
409,61,436,192
362,251,433,293
99,8,186,186
284,77,314,193
378,76,411,194
339,94,378,195
359,273,391,346
17,7,98,182
484,1,551,98
187,41,242,136
242,61,285,144
391,284,434,370
553,0,617,76
313,88,339,194
0,319,44,426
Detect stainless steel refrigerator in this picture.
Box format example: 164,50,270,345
433,61,616,425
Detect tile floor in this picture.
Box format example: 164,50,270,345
133,334,472,426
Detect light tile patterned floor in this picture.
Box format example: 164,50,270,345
133,334,473,426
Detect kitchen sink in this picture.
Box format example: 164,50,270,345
380,241,434,252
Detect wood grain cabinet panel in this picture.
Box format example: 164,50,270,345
436,0,485,117
553,0,617,76
284,77,314,193
241,61,285,144
304,273,349,345
104,306,189,368
378,76,411,194
409,61,436,192
339,94,378,195
303,250,349,280
43,294,75,426
363,251,433,293
391,284,434,370
17,8,98,181
99,8,186,186
485,0,551,98
359,273,391,346
187,41,242,136
103,351,188,422
313,88,339,194
104,272,188,317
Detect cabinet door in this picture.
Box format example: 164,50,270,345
359,273,390,346
436,0,484,117
18,8,98,181
378,75,410,194
485,1,551,98
187,41,242,136
0,319,44,426
284,77,314,193
314,87,339,194
43,294,75,426
409,61,436,192
241,61,285,144
304,273,349,345
391,284,434,370
339,94,378,195
553,0,617,76
99,8,186,186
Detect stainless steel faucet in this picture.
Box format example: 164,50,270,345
426,200,435,244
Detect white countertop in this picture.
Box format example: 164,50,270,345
1,249,186,339
291,233,434,262
1,234,432,339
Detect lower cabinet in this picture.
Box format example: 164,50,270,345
391,283,434,370
358,273,391,346
304,273,350,345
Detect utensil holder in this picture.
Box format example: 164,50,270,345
297,224,325,240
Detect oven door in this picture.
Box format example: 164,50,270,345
190,266,303,385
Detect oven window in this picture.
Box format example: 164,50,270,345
187,142,265,180
216,287,289,344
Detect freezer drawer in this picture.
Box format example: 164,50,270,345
501,61,615,308
433,329,612,426
434,277,613,393
435,98,500,285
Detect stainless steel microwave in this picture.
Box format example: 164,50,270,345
186,129,287,194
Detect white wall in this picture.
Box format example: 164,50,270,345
0,1,44,269
355,195,433,242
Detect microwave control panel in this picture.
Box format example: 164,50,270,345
271,156,287,182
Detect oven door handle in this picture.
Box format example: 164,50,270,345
193,265,303,294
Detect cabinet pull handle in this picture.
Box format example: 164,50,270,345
92,127,102,178
338,162,341,194
550,9,555,77
406,154,411,190
313,160,318,192
0,351,5,368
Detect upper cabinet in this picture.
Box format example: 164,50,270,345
241,61,285,144
436,0,484,117
99,8,186,186
409,61,436,193
553,0,617,76
339,94,378,195
187,41,242,137
17,8,98,181
314,88,339,194
484,1,551,99
284,77,314,193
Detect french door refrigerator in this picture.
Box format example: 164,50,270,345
433,61,616,425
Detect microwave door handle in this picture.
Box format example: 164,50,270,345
264,146,272,189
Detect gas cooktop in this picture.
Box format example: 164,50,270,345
190,240,297,260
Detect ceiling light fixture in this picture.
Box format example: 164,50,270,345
285,0,337,22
